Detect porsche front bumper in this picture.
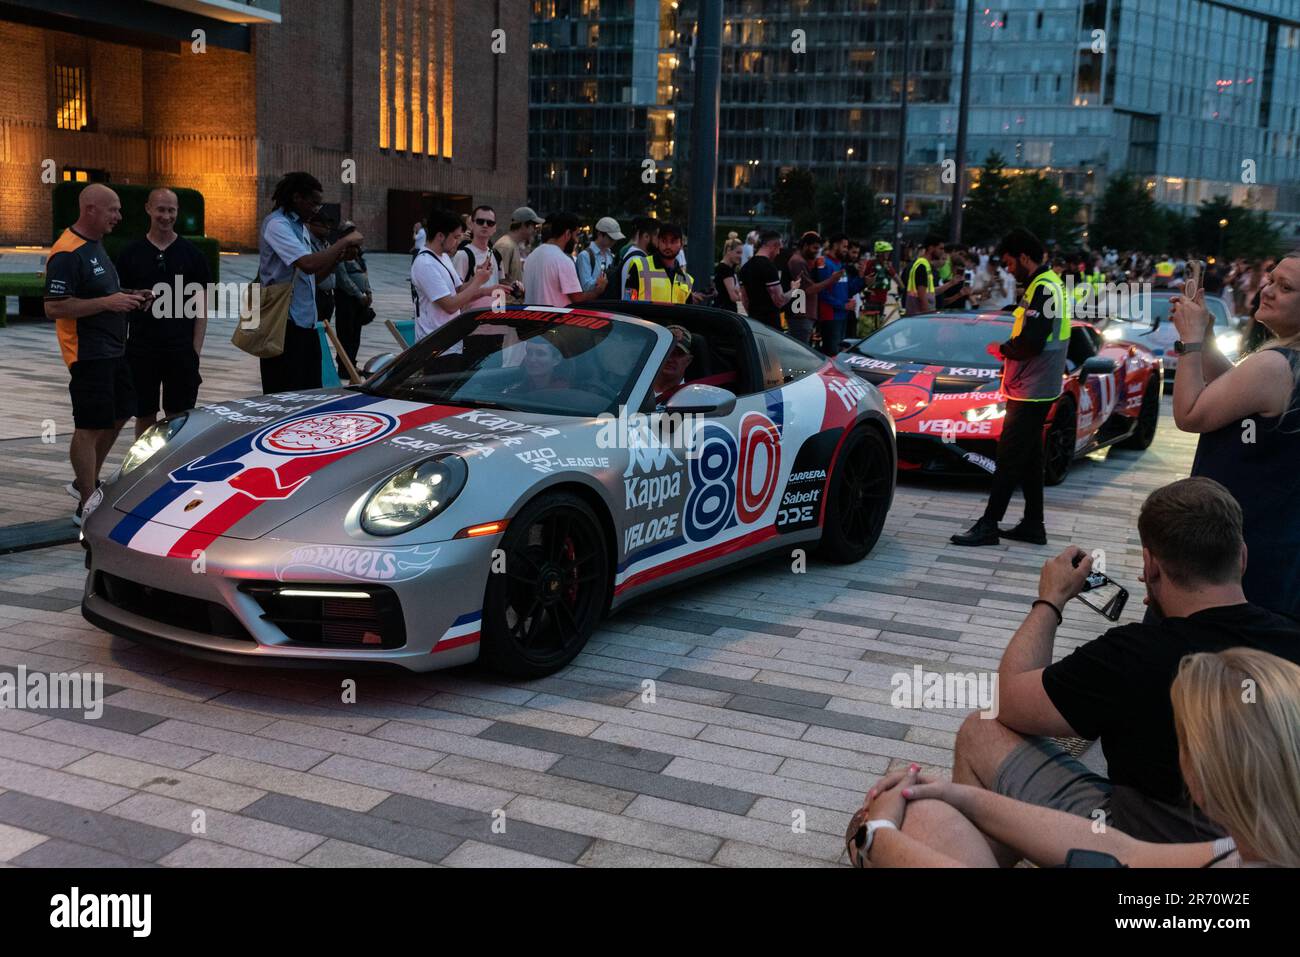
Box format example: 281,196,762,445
81,523,499,672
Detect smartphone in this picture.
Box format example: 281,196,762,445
1062,848,1127,868
1183,259,1205,301
1071,551,1129,621
1076,570,1129,621
964,269,974,285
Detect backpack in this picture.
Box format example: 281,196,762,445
593,247,646,302
454,239,503,283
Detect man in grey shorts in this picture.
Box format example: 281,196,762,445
951,478,1300,857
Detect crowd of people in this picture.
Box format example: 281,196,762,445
40,177,1300,871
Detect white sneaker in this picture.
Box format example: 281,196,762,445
65,480,101,500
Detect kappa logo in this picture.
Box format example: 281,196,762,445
255,411,398,456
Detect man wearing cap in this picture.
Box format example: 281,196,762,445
652,325,694,403
493,206,544,300
578,216,624,292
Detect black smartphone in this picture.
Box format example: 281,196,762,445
1076,569,1129,621
1071,551,1129,621
1063,848,1127,868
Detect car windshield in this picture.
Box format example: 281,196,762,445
1111,294,1230,330
362,309,657,416
855,316,1008,367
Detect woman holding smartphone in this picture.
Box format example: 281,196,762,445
1168,255,1300,618
846,648,1300,868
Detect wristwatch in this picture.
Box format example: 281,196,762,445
862,819,899,859
1174,340,1203,355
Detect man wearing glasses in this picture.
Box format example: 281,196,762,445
452,205,514,311
114,187,211,440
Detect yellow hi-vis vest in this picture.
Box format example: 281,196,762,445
638,259,693,304
1002,268,1071,402
906,256,934,294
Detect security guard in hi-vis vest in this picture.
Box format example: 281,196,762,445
642,222,702,304
904,235,945,315
953,228,1069,547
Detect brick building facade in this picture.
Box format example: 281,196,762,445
0,0,527,250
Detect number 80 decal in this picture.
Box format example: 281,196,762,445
684,413,782,543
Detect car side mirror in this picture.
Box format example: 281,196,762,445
363,353,396,377
1079,355,1117,385
663,384,737,417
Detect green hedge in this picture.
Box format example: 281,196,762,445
52,182,218,281
53,182,206,240
0,272,46,327
98,234,221,286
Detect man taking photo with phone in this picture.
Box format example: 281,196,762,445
950,478,1300,856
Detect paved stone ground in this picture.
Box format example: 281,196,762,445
0,247,1199,866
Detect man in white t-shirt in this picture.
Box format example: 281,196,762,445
452,204,517,312
411,209,509,339
523,211,607,306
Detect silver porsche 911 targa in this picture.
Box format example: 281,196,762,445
81,302,896,676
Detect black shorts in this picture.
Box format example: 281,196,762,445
69,356,136,430
128,346,202,418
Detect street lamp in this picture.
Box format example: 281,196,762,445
1219,217,1229,258
841,147,854,234
1049,203,1059,245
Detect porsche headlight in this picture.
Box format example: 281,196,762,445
361,455,468,535
120,414,187,474
1215,332,1241,355
964,403,1006,423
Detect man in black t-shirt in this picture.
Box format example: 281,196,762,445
951,477,1300,851
738,230,800,329
45,184,151,526
115,188,211,439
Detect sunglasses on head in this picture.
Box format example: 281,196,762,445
474,217,496,227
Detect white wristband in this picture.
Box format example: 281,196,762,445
863,818,899,858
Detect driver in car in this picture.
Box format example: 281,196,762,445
505,337,570,394
652,325,694,404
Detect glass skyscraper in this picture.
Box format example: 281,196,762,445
529,0,1300,236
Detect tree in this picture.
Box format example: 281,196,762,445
961,151,1012,245
613,164,689,226
814,179,880,239
1006,174,1082,248
1092,173,1166,251
1189,195,1283,261
772,168,818,235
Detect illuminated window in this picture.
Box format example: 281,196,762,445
395,0,406,151
379,0,389,148
380,0,452,158
411,0,422,154
54,65,88,131
441,0,453,158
